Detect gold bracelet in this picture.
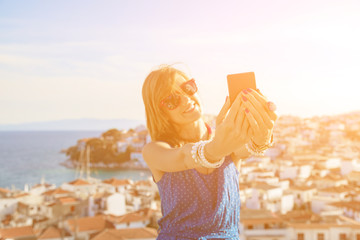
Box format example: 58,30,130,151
252,134,274,151
246,135,274,156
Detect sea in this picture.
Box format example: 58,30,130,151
0,131,152,190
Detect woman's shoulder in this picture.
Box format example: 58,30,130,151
142,141,167,183
142,141,174,159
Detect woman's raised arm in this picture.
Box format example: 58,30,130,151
143,93,249,173
142,141,197,173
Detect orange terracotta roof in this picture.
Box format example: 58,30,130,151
330,201,360,211
91,228,157,240
256,176,276,179
239,185,247,190
252,182,279,191
13,193,29,198
67,215,115,232
68,179,90,186
102,178,132,186
291,185,317,191
38,226,71,239
78,138,91,143
289,223,360,229
43,188,72,196
348,171,360,179
308,174,346,182
57,197,78,204
132,139,143,143
292,162,313,167
106,208,154,224
46,202,57,207
134,180,152,187
90,230,127,240
280,210,321,223
92,191,113,199
0,226,35,239
320,186,352,194
241,217,283,225
252,169,273,173
33,227,43,235
242,162,258,167
131,150,143,153
0,187,10,193
18,201,29,208
240,209,282,225
292,155,327,162
325,174,345,181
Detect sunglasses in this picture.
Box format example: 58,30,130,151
160,79,198,110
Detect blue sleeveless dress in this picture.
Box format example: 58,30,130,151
155,156,240,240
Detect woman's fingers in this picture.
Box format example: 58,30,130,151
241,92,273,129
241,116,251,141
234,104,246,135
245,89,267,109
245,89,278,121
244,108,261,135
216,96,231,126
248,88,268,104
224,93,243,125
245,105,266,135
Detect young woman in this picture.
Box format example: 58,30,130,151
142,65,277,239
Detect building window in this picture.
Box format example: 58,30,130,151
297,233,304,240
339,233,346,240
317,233,324,240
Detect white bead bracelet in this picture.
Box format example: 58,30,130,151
191,140,224,168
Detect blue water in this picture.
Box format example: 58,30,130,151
0,131,151,190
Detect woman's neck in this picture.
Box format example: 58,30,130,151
175,118,209,142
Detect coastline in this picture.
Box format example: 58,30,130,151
60,158,151,171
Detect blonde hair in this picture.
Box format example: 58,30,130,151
142,65,193,147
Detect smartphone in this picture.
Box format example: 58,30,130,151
227,72,257,104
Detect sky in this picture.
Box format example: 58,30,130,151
0,0,359,124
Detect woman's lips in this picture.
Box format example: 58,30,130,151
184,103,195,113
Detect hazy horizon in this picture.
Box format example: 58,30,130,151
1,109,359,129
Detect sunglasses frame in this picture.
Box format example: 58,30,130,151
160,78,198,111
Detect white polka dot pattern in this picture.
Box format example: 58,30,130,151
156,156,241,240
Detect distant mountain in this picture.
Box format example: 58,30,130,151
0,118,146,131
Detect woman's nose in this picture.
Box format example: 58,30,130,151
180,95,192,106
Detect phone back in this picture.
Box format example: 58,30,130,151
227,72,256,104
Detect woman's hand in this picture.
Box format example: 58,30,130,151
240,88,278,146
205,93,251,160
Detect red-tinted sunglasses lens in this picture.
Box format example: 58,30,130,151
181,79,197,95
160,94,181,110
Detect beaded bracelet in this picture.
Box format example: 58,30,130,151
198,140,224,168
191,140,225,168
191,141,202,164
